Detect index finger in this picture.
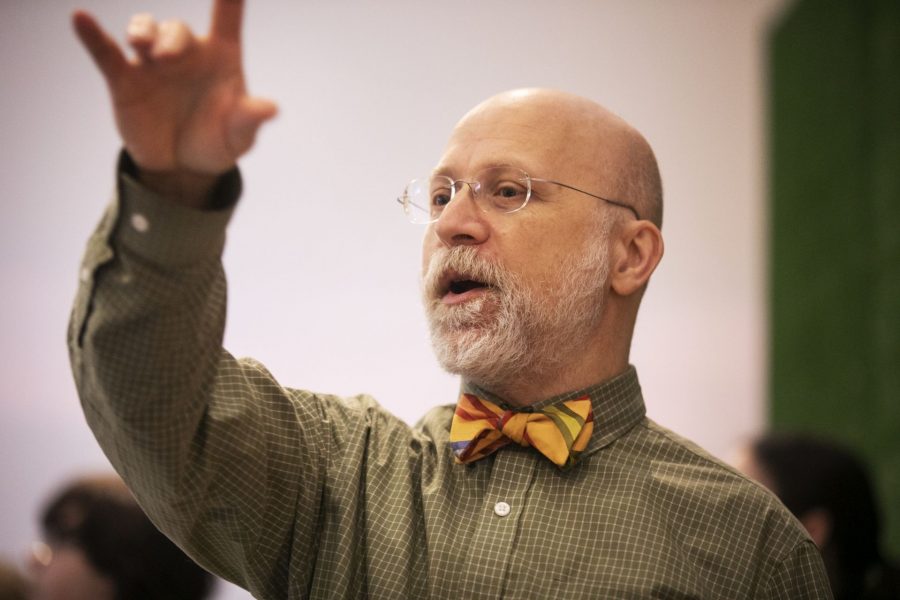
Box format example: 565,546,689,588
72,11,128,80
210,0,243,42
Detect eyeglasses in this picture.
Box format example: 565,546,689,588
397,165,640,224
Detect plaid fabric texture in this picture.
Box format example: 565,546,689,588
68,161,833,599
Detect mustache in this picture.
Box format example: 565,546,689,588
422,246,507,299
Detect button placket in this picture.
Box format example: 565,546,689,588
458,449,538,598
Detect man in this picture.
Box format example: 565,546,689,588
69,1,832,598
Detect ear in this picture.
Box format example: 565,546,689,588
610,220,664,297
799,508,833,548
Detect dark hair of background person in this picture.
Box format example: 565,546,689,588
40,474,215,600
0,558,29,600
751,433,900,600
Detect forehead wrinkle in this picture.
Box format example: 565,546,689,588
440,112,578,174
435,132,548,179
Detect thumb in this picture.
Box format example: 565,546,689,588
226,96,279,157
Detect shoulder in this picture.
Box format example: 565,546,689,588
628,418,782,497
612,419,830,594
228,356,421,452
618,418,816,563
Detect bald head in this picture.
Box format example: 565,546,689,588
450,89,663,228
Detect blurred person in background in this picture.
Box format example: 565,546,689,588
29,474,216,600
736,433,900,600
0,559,29,600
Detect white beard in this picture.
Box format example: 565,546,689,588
422,218,612,389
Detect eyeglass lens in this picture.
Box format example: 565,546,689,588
401,166,531,224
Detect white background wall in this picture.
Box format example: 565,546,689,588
0,1,788,597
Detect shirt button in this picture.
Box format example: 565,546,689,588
130,213,150,233
493,501,511,517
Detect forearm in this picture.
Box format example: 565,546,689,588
69,152,237,481
67,154,317,593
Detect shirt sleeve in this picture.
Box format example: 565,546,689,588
67,153,331,598
760,539,834,599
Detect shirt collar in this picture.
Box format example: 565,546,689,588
461,365,646,457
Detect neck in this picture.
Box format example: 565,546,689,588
495,303,634,406
474,345,629,407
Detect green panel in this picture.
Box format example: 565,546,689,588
769,0,900,558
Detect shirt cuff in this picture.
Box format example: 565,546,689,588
114,151,242,267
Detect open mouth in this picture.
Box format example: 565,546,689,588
438,271,492,304
449,279,488,294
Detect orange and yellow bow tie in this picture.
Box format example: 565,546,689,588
449,393,594,469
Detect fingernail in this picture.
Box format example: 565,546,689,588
127,13,155,38
157,24,180,51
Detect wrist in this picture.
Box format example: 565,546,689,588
137,169,220,210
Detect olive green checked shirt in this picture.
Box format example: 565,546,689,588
68,157,832,599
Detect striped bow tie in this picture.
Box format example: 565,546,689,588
449,393,594,469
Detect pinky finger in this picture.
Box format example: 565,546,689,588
72,11,128,80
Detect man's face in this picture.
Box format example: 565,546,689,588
421,95,616,388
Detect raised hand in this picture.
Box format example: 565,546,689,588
73,0,277,205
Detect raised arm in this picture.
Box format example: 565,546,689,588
72,0,276,207
68,4,322,595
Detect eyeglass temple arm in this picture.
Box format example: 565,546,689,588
533,178,641,220
397,195,430,213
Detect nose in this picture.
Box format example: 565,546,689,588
431,181,490,247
